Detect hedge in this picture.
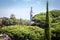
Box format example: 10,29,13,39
0,25,60,40
0,25,44,40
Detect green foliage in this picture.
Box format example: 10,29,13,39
45,0,51,40
33,10,60,40
33,13,46,22
0,25,60,40
51,23,60,40
10,14,16,20
50,10,60,18
2,17,10,26
33,12,52,22
0,18,3,26
33,12,52,28
0,14,30,26
33,10,60,28
0,25,44,40
19,18,29,26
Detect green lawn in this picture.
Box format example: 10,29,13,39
0,38,4,40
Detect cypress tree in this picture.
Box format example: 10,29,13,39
45,0,51,40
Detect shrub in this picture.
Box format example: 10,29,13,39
0,25,44,40
51,23,60,40
0,25,60,40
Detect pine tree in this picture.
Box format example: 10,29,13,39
45,0,51,40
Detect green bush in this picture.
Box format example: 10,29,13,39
51,23,60,40
32,10,60,28
0,25,44,40
0,25,60,40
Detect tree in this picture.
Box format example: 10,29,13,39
10,14,17,25
10,14,16,19
19,18,29,25
2,17,10,26
0,18,3,26
45,0,51,40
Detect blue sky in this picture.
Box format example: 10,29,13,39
0,0,60,20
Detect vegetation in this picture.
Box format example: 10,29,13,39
32,9,60,40
32,10,60,28
0,6,60,40
0,14,29,27
0,25,60,40
45,0,51,40
0,25,44,40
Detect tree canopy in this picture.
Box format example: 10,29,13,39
32,10,60,28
